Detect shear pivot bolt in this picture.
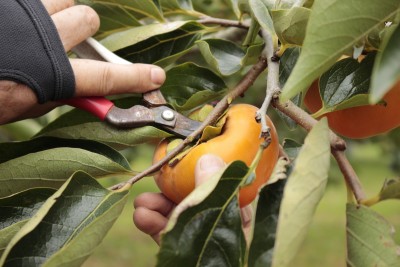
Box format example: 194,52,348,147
162,110,175,121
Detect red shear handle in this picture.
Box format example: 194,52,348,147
61,97,114,120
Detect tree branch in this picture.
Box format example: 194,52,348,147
198,16,250,29
256,29,281,138
110,57,269,190
272,98,366,202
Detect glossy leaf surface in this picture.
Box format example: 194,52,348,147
0,188,56,256
102,21,206,65
197,39,263,76
314,53,375,115
0,172,129,267
0,136,133,198
248,179,287,267
160,63,226,111
156,161,248,267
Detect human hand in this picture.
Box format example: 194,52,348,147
0,0,165,124
133,154,253,245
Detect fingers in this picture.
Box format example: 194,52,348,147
41,0,74,15
133,193,175,245
194,154,226,186
51,5,100,51
133,208,167,245
134,192,175,216
71,59,166,96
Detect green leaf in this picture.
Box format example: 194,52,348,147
0,172,129,267
281,0,400,102
313,53,376,116
37,98,172,148
0,188,57,256
277,0,306,8
272,7,310,47
248,177,288,267
156,161,248,267
282,138,303,161
160,63,226,111
77,0,140,39
197,39,263,76
346,204,400,266
0,147,133,198
101,21,206,66
279,47,301,87
365,23,387,50
0,120,42,141
0,137,130,168
160,0,193,11
224,0,241,18
378,178,400,202
249,0,276,40
278,47,302,129
78,0,164,37
370,23,400,103
272,119,330,267
40,122,171,149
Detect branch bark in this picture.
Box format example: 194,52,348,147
257,29,281,137
272,98,366,202
198,16,250,29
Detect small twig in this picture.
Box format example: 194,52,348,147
256,29,281,138
110,57,269,190
272,97,366,203
332,151,366,202
198,16,250,29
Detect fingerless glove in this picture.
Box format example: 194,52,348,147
0,0,75,103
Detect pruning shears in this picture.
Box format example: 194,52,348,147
62,38,201,138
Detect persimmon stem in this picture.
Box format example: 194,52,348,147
109,57,269,191
272,98,366,203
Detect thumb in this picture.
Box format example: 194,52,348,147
194,154,226,187
71,59,166,96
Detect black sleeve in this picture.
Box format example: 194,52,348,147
0,0,75,103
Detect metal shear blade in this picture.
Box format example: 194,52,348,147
105,104,201,138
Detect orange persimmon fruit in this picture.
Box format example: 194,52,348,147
304,80,400,139
153,104,280,207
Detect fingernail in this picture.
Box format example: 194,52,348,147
151,67,166,85
198,154,225,172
